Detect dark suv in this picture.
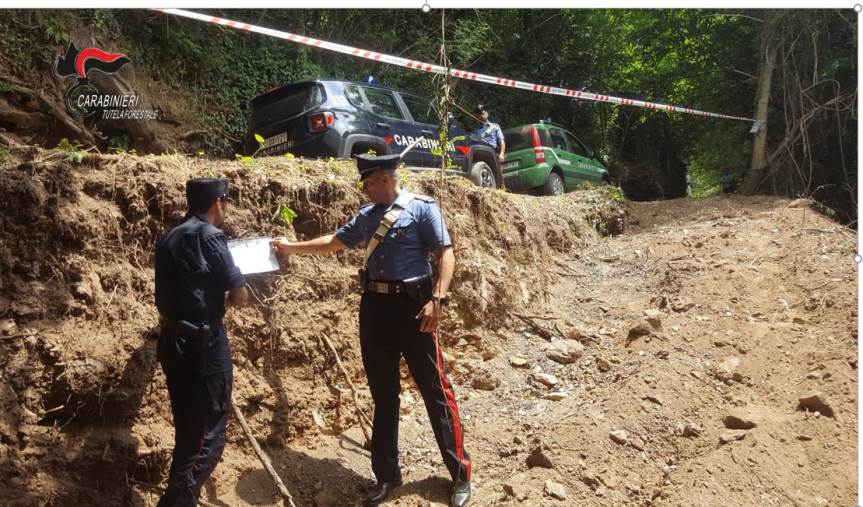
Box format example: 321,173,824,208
246,80,502,188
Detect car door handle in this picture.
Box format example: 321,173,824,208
420,129,434,135
376,122,390,129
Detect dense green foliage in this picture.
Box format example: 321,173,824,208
0,9,855,208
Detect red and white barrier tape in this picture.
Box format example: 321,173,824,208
154,8,755,123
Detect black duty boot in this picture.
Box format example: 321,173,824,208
362,477,403,506
450,480,471,507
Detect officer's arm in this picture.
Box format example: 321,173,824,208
431,246,455,298
272,233,346,255
202,232,248,308
226,285,249,307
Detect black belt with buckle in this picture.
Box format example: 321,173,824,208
365,280,403,294
365,275,432,305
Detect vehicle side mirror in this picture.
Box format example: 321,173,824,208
587,148,595,159
446,112,455,126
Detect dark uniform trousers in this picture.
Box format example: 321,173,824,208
157,329,232,507
359,291,471,484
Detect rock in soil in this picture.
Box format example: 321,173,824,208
681,423,703,437
722,410,757,430
544,479,567,500
472,374,500,391
529,372,559,388
546,339,584,364
526,444,555,469
503,481,529,501
719,430,748,444
797,392,835,418
643,309,664,329
609,429,629,445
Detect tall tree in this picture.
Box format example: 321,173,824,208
743,10,779,193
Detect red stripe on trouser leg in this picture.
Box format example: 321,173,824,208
432,331,471,480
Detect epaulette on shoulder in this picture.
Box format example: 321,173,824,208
199,222,223,239
412,194,435,203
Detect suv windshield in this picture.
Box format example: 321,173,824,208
251,83,324,130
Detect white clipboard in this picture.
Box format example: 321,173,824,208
227,237,279,275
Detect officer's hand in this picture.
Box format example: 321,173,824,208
497,153,505,163
416,300,440,333
271,237,291,254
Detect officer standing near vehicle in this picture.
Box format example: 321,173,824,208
720,168,736,194
473,104,505,163
271,154,472,507
154,178,248,507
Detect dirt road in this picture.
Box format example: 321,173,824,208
207,195,856,507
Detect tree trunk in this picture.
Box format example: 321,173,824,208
741,11,781,195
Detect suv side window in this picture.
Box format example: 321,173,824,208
562,131,587,156
345,85,365,108
549,130,568,151
363,87,405,119
402,95,438,125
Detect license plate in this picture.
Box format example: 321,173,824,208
503,160,519,170
262,132,288,149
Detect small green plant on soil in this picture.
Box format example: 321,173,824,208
236,133,265,164
57,138,85,164
272,203,298,225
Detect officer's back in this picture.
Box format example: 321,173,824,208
154,178,246,376
152,177,247,507
156,216,231,325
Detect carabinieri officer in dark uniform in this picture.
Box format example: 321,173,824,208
154,178,248,507
271,154,472,507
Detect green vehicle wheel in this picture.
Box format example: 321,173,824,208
543,171,565,196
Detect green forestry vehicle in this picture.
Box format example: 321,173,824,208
501,121,609,195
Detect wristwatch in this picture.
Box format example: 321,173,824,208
434,296,449,306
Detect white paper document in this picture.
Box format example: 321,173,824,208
227,237,280,275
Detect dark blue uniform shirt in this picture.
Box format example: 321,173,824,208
336,191,452,281
155,215,246,375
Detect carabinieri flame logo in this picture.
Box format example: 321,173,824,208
54,42,131,81
54,42,133,117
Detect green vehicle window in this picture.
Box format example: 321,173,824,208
504,127,533,151
549,130,567,151
563,132,587,157
363,87,405,120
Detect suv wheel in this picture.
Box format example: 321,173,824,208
470,161,497,189
543,171,565,196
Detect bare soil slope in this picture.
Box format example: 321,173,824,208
0,151,854,507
